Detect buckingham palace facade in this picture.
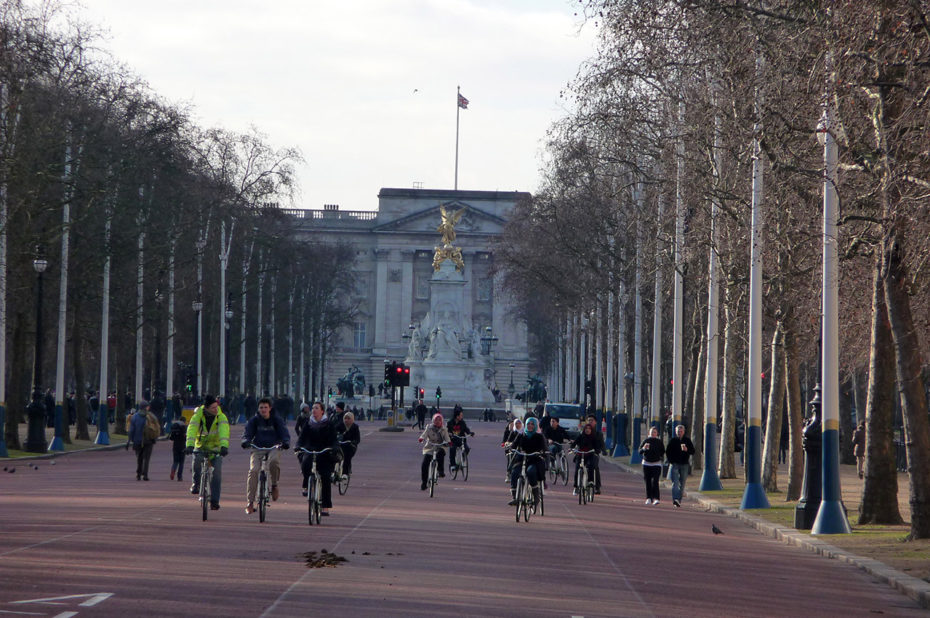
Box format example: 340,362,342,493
289,187,532,404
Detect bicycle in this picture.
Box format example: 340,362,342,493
547,445,569,486
332,440,353,496
422,439,447,498
296,446,333,525
248,444,281,523
511,450,544,522
194,449,222,522
571,449,597,505
450,434,469,481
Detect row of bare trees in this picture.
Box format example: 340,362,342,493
497,1,930,538
0,2,358,449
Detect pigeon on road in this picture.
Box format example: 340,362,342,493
712,524,724,535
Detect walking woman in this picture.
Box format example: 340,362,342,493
638,426,665,505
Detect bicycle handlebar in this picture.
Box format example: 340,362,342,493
247,444,282,451
512,450,545,457
296,447,333,455
423,440,447,448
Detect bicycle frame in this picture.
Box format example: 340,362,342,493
571,449,597,505
423,440,446,498
194,449,221,521
248,444,280,522
512,450,544,522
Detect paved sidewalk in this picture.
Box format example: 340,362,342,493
604,454,930,610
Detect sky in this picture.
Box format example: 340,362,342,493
74,0,598,212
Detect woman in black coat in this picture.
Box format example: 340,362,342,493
336,411,361,475
297,402,338,514
638,426,666,505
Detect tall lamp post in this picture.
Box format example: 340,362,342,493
24,247,48,452
192,298,203,400
508,363,515,401
224,305,233,403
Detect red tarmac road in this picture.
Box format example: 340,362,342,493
0,421,924,617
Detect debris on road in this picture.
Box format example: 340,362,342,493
300,550,347,569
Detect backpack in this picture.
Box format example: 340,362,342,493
143,412,161,441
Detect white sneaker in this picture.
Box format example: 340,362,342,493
653,500,660,506
645,499,653,505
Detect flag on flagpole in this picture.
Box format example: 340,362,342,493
457,93,469,109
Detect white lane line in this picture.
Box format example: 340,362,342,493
561,503,654,617
52,613,77,618
259,473,414,617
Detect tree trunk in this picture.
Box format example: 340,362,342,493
762,320,786,492
717,285,740,479
71,294,90,441
113,346,126,435
860,252,902,524
783,312,803,501
883,228,930,538
690,331,706,471
4,309,28,450
839,371,855,464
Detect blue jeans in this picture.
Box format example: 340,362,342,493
668,462,689,502
192,452,223,505
510,459,541,489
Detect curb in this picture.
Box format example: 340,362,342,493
3,436,163,461
602,455,930,610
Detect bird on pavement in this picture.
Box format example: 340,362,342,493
712,524,724,535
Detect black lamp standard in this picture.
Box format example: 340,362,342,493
508,363,515,400
24,247,48,452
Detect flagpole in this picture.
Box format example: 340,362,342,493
455,85,460,190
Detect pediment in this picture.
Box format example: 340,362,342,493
374,201,506,236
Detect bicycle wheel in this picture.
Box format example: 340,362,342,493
523,485,532,523
429,459,437,498
575,466,584,505
314,476,323,524
201,467,211,521
514,477,525,522
258,472,267,523
308,478,317,525
337,472,350,495
586,482,595,504
559,455,569,486
538,486,544,517
451,451,460,480
548,458,556,484
461,451,468,481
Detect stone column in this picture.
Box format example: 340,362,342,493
373,249,390,354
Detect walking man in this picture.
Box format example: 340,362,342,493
666,424,695,508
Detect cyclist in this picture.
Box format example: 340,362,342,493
447,405,474,473
507,416,547,506
241,396,290,515
584,414,606,494
185,395,230,511
418,412,451,491
296,401,338,516
501,417,523,445
544,417,569,478
295,401,311,437
571,423,599,496
336,410,360,476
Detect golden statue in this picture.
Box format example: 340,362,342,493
433,204,466,272
437,205,466,246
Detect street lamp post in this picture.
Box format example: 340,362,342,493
192,298,203,400
508,363,515,401
224,305,233,403
24,247,48,452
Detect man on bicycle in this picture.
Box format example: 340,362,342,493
507,417,547,506
585,414,605,494
185,395,230,511
571,423,599,496
241,396,290,514
544,417,569,460
447,405,474,473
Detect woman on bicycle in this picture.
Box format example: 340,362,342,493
501,417,523,446
296,401,338,516
418,413,451,491
507,417,547,506
336,411,360,476
447,405,474,473
571,423,599,495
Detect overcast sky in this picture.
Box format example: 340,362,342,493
75,0,597,211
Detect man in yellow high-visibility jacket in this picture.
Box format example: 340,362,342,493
186,395,230,511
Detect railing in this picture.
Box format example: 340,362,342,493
277,208,378,223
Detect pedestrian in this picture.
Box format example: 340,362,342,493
665,424,695,508
852,420,866,479
127,400,159,481
415,399,428,430
168,417,187,482
639,426,665,505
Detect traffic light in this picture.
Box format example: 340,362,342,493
584,379,593,396
394,362,404,386
327,387,333,400
436,386,442,401
418,387,425,399
399,364,411,387
384,362,394,388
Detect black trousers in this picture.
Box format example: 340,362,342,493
421,450,445,484
643,465,662,501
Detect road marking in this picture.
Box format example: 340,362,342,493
0,610,45,615
12,593,113,607
52,613,77,618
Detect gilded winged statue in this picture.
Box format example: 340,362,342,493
437,205,466,247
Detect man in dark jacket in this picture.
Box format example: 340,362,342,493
241,397,290,514
585,415,605,494
666,424,696,508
